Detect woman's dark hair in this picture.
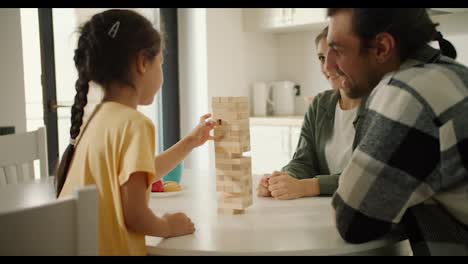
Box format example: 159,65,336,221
55,9,162,197
315,26,328,47
327,8,457,60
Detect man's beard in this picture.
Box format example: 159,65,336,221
342,71,381,99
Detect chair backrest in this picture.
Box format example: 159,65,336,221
0,127,49,186
0,185,98,256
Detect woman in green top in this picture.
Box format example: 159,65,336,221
257,27,367,200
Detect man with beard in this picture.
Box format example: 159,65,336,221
326,8,468,256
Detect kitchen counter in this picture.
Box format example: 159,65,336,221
249,116,304,126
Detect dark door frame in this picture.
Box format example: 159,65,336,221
160,8,181,150
38,8,59,176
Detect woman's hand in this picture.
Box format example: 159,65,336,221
257,174,272,197
268,173,307,200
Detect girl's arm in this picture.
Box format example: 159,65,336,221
120,172,195,237
154,114,215,178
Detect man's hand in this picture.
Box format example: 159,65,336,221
268,172,306,200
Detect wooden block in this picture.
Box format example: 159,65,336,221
219,134,249,143
215,144,249,154
211,102,250,112
228,119,249,126
241,139,250,148
215,156,251,165
229,131,241,137
231,97,248,103
215,166,250,178
216,168,250,176
212,97,221,103
214,128,225,137
217,178,250,189
215,146,240,154
217,208,244,215
238,112,249,119
236,102,249,109
212,103,240,112
242,144,250,152
216,170,250,181
217,185,235,192
219,185,239,193
219,197,251,208
212,101,236,108
218,200,244,210
229,120,250,131
215,141,242,149
215,163,233,170
219,191,251,202
215,153,243,159
212,112,243,121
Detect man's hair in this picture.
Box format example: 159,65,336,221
327,8,439,61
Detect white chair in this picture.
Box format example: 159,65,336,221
0,127,49,186
0,185,98,256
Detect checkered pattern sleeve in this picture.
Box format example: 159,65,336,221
332,63,468,244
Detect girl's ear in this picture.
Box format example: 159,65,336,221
135,50,147,75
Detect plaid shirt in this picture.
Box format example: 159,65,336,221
332,45,468,256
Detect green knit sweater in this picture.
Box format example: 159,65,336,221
281,90,368,195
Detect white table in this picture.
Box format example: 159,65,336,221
146,169,411,256
0,171,411,255
0,178,56,213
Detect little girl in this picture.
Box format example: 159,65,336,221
56,9,215,255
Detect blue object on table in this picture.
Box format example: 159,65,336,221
162,163,183,183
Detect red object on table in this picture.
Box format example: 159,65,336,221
151,180,164,192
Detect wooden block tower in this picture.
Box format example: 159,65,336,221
212,97,253,215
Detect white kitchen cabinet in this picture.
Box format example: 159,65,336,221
243,8,327,33
291,8,327,26
249,116,304,175
249,125,292,175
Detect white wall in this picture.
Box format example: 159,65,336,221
432,12,468,65
276,30,329,115
446,34,468,65
20,8,44,133
0,9,27,133
178,8,209,170
206,8,278,100
179,8,278,170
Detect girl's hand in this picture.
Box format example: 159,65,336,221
186,113,216,149
162,212,195,238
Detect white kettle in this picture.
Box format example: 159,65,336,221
270,81,298,116
251,81,274,116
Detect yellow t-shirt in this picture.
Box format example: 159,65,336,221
59,101,156,256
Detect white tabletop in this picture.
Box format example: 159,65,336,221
146,169,411,256
0,178,56,213
0,171,410,255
